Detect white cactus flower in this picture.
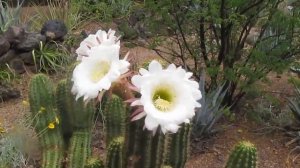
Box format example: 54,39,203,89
76,29,120,61
131,60,202,134
72,45,129,101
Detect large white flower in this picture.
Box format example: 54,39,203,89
131,60,201,134
72,45,129,101
76,29,120,61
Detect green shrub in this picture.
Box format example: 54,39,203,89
144,0,300,107
32,42,71,73
0,0,23,33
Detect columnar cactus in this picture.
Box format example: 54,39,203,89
29,74,64,168
103,94,127,145
106,137,125,168
225,141,257,168
164,124,191,168
29,73,195,168
56,79,95,168
56,79,74,146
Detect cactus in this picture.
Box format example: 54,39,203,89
106,137,125,168
55,79,95,168
56,79,74,146
164,124,191,168
103,94,128,145
225,141,257,168
29,74,64,168
28,73,194,168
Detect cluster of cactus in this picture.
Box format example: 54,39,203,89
28,73,191,168
225,141,257,168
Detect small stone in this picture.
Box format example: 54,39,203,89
16,33,46,52
41,20,68,41
9,58,25,74
3,26,25,45
0,36,10,56
18,51,34,65
0,84,20,102
0,50,17,64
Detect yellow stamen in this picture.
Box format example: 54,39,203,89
152,85,176,112
90,61,111,82
154,97,172,111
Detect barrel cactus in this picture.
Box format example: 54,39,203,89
225,141,257,168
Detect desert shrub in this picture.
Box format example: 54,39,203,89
144,0,300,108
72,0,133,21
32,42,71,73
27,0,81,31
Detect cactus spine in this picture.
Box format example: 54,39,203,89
225,141,257,168
29,74,63,168
56,79,95,168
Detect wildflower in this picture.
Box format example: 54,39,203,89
131,60,202,134
76,29,120,61
38,107,46,113
48,123,55,129
55,117,59,124
72,45,130,101
22,100,29,106
0,123,5,134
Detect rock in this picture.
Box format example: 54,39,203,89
0,50,17,64
41,20,68,41
18,51,34,65
3,26,25,45
0,36,10,56
9,58,25,74
16,33,46,52
0,84,20,102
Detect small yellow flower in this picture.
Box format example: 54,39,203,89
48,123,55,129
22,100,29,106
0,127,5,133
38,107,46,113
55,117,59,125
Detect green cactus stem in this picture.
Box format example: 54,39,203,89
164,124,191,168
103,94,127,145
68,131,92,168
29,74,64,168
56,79,95,168
106,137,125,168
56,79,74,146
225,141,257,168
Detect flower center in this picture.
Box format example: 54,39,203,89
90,61,111,83
152,85,176,112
